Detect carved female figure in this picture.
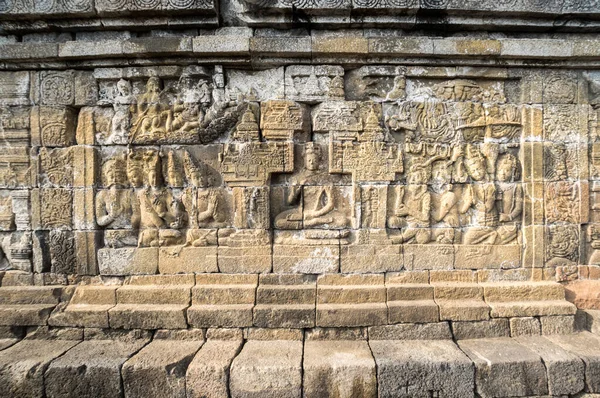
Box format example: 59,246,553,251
108,79,135,144
137,152,185,247
460,145,498,245
495,153,522,244
95,157,139,248
389,157,432,244
130,77,172,142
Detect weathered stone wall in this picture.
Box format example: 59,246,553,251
1,0,600,284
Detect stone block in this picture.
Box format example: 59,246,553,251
516,336,585,396
188,304,254,328
452,319,510,340
98,248,158,276
244,328,303,341
230,340,303,398
388,300,439,324
541,315,576,335
565,281,600,310
217,245,271,273
158,246,218,274
370,339,474,398
188,273,256,328
340,243,402,273
192,36,250,55
368,322,453,340
547,332,600,393
404,244,454,270
0,339,78,398
510,317,541,336
273,244,339,274
458,337,548,397
122,340,203,398
455,244,521,269
312,37,368,55
109,304,188,329
0,304,56,326
303,340,377,398
386,282,438,324
123,37,193,55
368,37,434,56
250,37,311,57
49,304,113,328
254,275,316,328
186,339,243,398
45,339,148,398
116,285,191,305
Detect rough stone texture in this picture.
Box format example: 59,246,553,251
547,332,600,393
229,340,303,398
370,339,474,398
186,338,243,398
0,0,599,395
458,337,548,397
510,317,542,337
515,336,585,396
45,339,148,397
122,340,203,398
452,318,510,340
0,339,79,398
303,340,377,398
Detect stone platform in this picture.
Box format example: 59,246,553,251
0,272,597,397
2,324,600,397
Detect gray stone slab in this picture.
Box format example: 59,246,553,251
547,332,600,393
369,339,474,398
0,339,79,398
45,339,148,397
186,338,243,398
303,340,376,398
458,337,548,397
515,336,585,396
122,340,203,398
0,338,18,350
229,340,303,398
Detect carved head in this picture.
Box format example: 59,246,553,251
143,150,163,188
103,157,127,187
407,156,432,185
127,150,144,188
496,153,520,182
178,73,194,91
431,160,452,185
464,145,488,182
116,79,131,96
305,143,321,172
146,77,162,94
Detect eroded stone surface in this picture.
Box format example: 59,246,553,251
229,340,303,398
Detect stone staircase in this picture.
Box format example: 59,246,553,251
0,274,598,397
30,273,580,331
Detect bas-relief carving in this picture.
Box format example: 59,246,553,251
5,61,596,276
85,71,533,274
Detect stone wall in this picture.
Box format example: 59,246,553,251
1,0,600,283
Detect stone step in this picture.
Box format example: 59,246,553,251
45,339,149,397
229,339,304,397
0,280,581,330
187,304,254,328
0,333,600,397
109,304,189,329
303,340,377,397
0,304,57,326
0,286,63,305
122,339,203,397
0,339,80,397
116,285,192,305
